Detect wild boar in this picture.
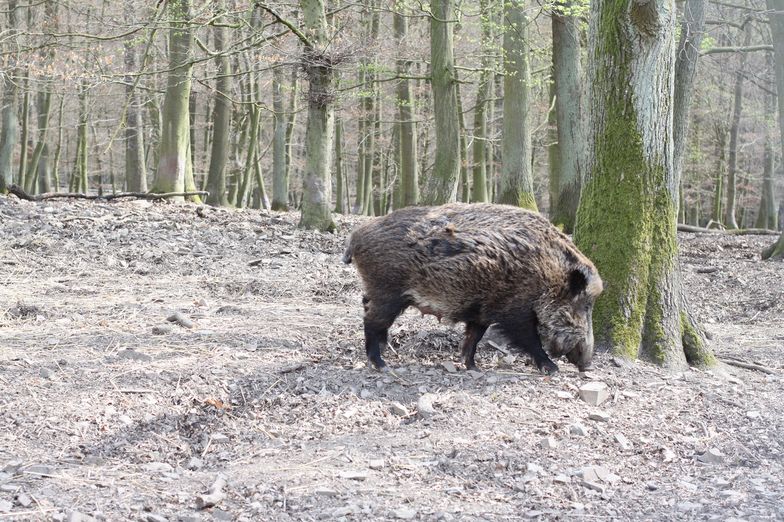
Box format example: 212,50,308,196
342,203,603,374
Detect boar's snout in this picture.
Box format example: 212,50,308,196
565,322,595,371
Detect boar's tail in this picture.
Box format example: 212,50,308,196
342,234,354,264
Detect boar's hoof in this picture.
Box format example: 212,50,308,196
367,357,388,372
536,359,559,375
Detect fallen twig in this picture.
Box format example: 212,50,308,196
7,184,207,202
677,223,779,236
719,357,776,374
196,474,227,509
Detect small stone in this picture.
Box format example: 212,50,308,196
25,464,54,476
118,415,133,425
146,514,168,522
417,394,437,418
554,474,570,484
314,487,337,497
167,311,194,329
152,324,173,335
339,470,368,481
3,460,23,474
0,500,12,513
614,433,632,450
696,448,724,464
143,462,173,473
360,389,373,399
569,423,587,436
211,509,233,521
594,467,621,484
389,402,410,417
40,367,54,380
661,447,677,462
556,390,573,399
332,505,358,517
15,493,32,508
526,463,545,475
579,382,609,406
369,459,385,470
210,433,229,444
524,511,544,518
441,361,457,373
65,512,96,522
185,457,203,471
467,370,483,379
540,437,558,450
646,482,658,491
746,411,760,419
676,501,702,512
580,480,605,493
392,507,418,520
117,349,153,362
588,410,611,422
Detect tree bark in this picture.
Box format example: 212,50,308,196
763,0,784,256
271,65,290,210
394,4,419,207
124,5,148,193
498,0,536,210
0,0,20,193
151,0,194,201
574,0,714,368
471,0,492,204
298,0,336,231
550,0,583,230
25,89,53,193
724,22,751,229
205,9,231,207
422,0,460,205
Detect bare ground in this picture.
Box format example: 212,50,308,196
0,196,782,522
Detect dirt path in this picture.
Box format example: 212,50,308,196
1,197,782,521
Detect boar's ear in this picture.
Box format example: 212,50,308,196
567,265,603,299
567,268,588,297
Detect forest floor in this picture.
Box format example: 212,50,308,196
0,196,783,522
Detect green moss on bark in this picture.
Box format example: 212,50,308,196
681,311,716,366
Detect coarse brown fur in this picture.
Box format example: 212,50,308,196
343,203,603,373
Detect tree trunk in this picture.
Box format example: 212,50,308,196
271,65,290,210
394,5,419,207
151,0,194,200
422,0,460,205
17,71,30,188
334,115,346,213
471,1,492,204
25,89,53,193
71,80,89,193
755,57,776,230
205,11,231,206
763,0,784,256
574,0,714,367
724,23,751,229
712,124,727,224
456,72,469,202
52,95,64,191
550,0,583,231
498,0,536,210
0,0,20,193
298,0,336,231
125,11,148,193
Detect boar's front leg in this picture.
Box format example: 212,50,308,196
363,294,407,371
498,311,559,375
460,322,488,371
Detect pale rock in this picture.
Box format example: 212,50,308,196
526,463,545,475
369,459,384,470
339,470,368,481
393,507,418,520
614,433,632,450
0,500,11,513
588,410,611,422
696,448,724,464
15,493,32,508
314,487,337,497
579,382,609,406
417,394,437,419
556,391,573,399
676,501,702,512
441,361,457,373
389,402,410,417
661,447,677,462
540,437,558,450
569,423,588,436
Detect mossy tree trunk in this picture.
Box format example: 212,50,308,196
574,0,714,368
550,0,583,231
763,0,784,257
297,0,336,231
422,0,460,205
498,0,536,210
394,4,419,207
0,0,20,193
271,66,289,210
151,0,194,201
205,6,231,207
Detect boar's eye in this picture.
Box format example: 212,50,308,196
567,268,588,297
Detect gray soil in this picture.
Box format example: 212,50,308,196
0,196,782,522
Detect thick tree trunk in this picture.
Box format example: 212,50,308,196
724,23,751,229
574,0,713,368
422,0,460,205
0,0,20,193
205,14,231,207
151,0,194,200
498,0,536,210
298,0,336,231
763,0,784,256
25,89,53,193
394,6,419,207
550,0,583,230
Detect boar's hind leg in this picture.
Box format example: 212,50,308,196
460,323,488,371
363,295,407,371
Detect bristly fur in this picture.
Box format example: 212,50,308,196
344,203,603,373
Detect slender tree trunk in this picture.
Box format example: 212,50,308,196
422,0,460,204
237,105,260,208
71,80,88,193
52,95,64,191
471,0,492,204
0,0,20,193
205,9,231,206
498,0,536,210
253,147,270,210
550,0,583,230
756,123,776,229
298,0,336,231
763,0,784,257
25,89,53,193
712,124,727,224
724,23,751,229
394,4,419,207
151,0,194,201
575,0,713,367
334,116,346,213
18,71,30,188
124,12,148,193
271,65,290,210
